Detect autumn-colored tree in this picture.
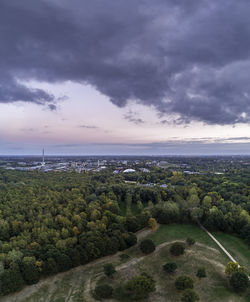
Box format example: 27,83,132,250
148,218,157,229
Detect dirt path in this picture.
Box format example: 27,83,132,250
85,239,225,300
198,222,237,263
0,224,232,302
198,222,250,280
0,227,156,302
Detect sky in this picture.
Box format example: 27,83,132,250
1,0,250,155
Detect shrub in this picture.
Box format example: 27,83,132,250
230,272,249,293
163,262,177,274
181,289,200,302
175,275,194,290
170,242,185,256
123,232,137,247
225,261,239,276
139,239,155,254
103,263,116,278
196,268,206,279
186,237,195,246
94,284,113,299
125,273,156,300
148,218,157,229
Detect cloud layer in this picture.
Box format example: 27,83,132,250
1,0,250,124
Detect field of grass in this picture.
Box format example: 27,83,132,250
1,224,249,302
212,231,250,272
146,224,250,268
147,224,215,245
97,239,250,302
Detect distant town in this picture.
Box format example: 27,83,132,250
0,153,249,175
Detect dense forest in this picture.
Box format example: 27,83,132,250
0,166,249,295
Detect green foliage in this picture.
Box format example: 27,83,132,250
94,284,113,299
230,272,249,293
175,275,194,290
0,163,250,296
181,289,200,302
225,261,239,276
21,256,40,285
0,268,24,295
139,239,155,254
103,263,116,278
123,232,137,247
125,273,156,300
163,262,177,273
170,242,185,256
196,268,206,279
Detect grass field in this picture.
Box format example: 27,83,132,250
147,224,218,246
146,224,250,268
1,224,249,302
212,231,250,272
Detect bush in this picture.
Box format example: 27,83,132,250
103,263,116,278
181,289,200,302
123,232,137,247
196,268,206,279
125,273,156,300
163,262,177,274
139,239,155,254
225,261,239,276
175,275,194,290
148,218,157,229
170,242,185,256
230,272,249,293
186,237,195,246
94,284,113,299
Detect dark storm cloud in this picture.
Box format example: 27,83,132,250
1,0,250,124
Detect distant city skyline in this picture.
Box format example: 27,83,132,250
1,0,250,155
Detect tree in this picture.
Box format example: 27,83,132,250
163,262,177,274
148,218,157,230
94,284,113,299
123,232,137,247
230,272,249,293
181,289,200,302
186,237,195,246
225,261,239,276
139,239,155,254
21,256,40,285
0,268,24,295
170,242,185,256
103,263,116,278
196,268,206,279
125,274,155,300
175,275,194,290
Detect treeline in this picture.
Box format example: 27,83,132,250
0,168,250,296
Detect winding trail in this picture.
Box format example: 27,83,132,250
0,227,157,302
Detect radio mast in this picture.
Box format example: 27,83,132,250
42,148,45,166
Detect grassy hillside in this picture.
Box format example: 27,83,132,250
1,224,249,302
147,224,250,268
